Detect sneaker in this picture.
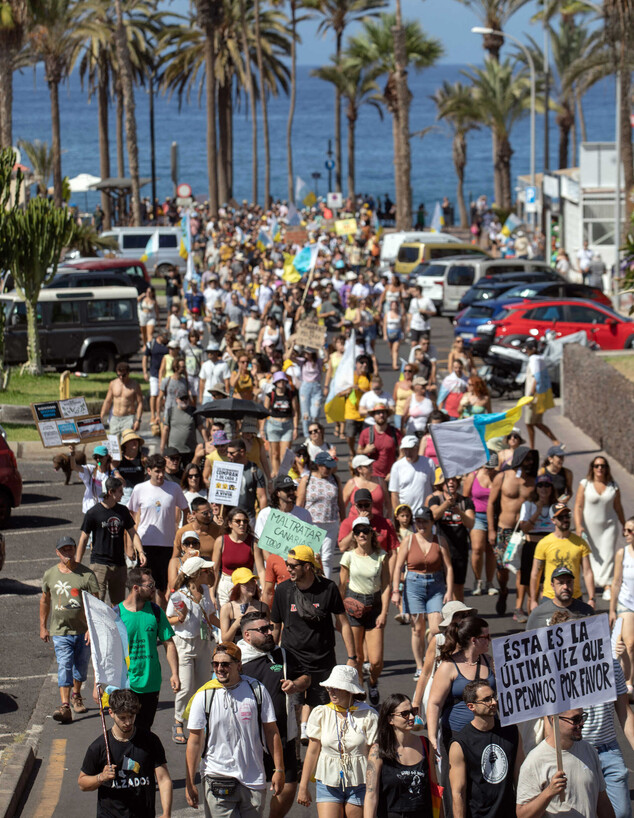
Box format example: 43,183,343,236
53,703,72,724
362,661,371,677
368,684,380,707
71,693,87,714
413,668,422,681
488,586,500,596
602,587,611,601
512,608,527,624
394,612,410,625
495,588,508,616
472,580,485,596
300,723,309,746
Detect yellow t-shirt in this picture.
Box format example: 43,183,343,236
205,450,227,464
344,374,370,421
534,532,590,599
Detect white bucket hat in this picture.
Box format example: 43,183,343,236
439,600,476,630
319,665,365,695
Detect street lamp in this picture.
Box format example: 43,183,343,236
471,26,536,220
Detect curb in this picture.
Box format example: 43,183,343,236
9,430,161,461
0,659,58,818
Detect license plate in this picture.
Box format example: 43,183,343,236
460,333,474,339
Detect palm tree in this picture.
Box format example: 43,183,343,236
347,13,443,225
432,82,480,227
313,57,382,199
462,58,530,209
17,138,53,196
0,1,32,147
454,0,532,60
310,0,387,193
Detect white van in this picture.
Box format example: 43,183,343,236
102,227,183,275
379,231,460,272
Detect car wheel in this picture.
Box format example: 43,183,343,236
0,489,12,529
82,346,116,374
157,263,172,277
624,335,634,349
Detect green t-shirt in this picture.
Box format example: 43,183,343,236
118,602,174,694
41,563,100,636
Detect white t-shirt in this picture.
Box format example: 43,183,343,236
408,297,436,332
254,505,313,539
128,480,189,547
200,359,230,394
187,676,276,787
78,465,111,514
166,586,216,640
525,353,547,397
577,248,593,272
359,390,395,425
516,738,605,817
351,283,370,300
519,501,554,535
388,456,435,516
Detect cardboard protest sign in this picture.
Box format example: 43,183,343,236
257,508,326,558
295,320,326,350
285,228,308,245
278,448,296,477
208,460,244,506
335,218,357,236
31,398,105,448
492,614,615,726
107,434,122,460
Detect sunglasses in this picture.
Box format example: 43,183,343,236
232,518,248,524
624,528,634,534
246,625,274,635
285,561,305,569
559,714,587,726
475,695,497,704
356,502,371,509
393,708,415,719
308,429,320,434
140,581,156,590
593,463,607,469
355,528,371,535
212,661,234,669
188,473,201,478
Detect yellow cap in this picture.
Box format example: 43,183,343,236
434,467,445,486
288,545,318,568
231,567,258,586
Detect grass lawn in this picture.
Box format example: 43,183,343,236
604,354,634,384
2,424,43,442
0,371,147,405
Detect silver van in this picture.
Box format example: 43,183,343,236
1,286,140,372
412,257,557,316
101,227,183,275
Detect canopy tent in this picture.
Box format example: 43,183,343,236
91,177,153,223
68,173,101,193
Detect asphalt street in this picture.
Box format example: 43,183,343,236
1,316,633,816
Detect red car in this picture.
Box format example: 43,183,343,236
0,431,22,526
489,298,634,350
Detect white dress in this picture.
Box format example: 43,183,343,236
580,478,620,587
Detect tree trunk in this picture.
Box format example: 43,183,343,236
203,23,219,215
620,65,634,224
334,30,343,193
114,0,142,226
497,133,513,211
227,87,233,199
392,0,412,229
97,59,111,229
557,120,570,171
0,47,14,148
453,133,468,228
217,81,229,205
391,111,401,223
238,0,257,204
254,0,271,208
286,0,297,202
116,84,125,178
347,105,356,201
25,299,43,376
48,76,62,207
492,134,502,207
575,88,587,144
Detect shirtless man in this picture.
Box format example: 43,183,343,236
486,446,538,617
100,363,143,436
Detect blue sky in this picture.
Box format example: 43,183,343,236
168,0,540,65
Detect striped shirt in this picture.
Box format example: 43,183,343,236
582,659,627,747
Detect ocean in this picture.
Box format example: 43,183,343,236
13,63,617,213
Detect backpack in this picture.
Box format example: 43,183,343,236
201,679,264,758
368,424,399,448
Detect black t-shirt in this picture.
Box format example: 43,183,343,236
269,389,293,419
242,646,288,742
451,721,518,818
270,576,345,674
81,727,166,818
427,493,474,556
377,737,430,816
163,470,183,484
144,341,168,379
81,502,135,566
118,457,146,488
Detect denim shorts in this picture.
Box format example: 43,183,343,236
52,633,91,688
387,329,402,343
473,511,488,531
315,781,366,805
403,570,444,615
265,418,293,442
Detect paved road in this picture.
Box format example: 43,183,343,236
2,316,633,815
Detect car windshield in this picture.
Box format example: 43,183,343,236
503,285,540,298
463,304,497,320
471,286,508,302
413,263,445,278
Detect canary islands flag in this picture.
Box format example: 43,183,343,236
140,230,159,263
324,332,356,423
295,176,317,208
430,396,534,478
430,201,445,232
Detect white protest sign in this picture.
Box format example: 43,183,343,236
59,397,89,419
107,434,122,461
208,460,244,506
492,614,615,726
257,507,326,558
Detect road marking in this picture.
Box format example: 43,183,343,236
5,526,68,535
16,501,79,509
4,557,55,564
0,673,55,682
32,738,66,818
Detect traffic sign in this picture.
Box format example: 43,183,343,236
325,159,335,171
176,182,192,198
525,186,537,204
327,192,343,210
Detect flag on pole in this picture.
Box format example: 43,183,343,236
179,212,190,259
140,230,159,263
82,592,129,693
430,201,445,232
257,228,273,251
501,212,522,237
295,176,317,208
270,217,281,242
430,396,534,478
286,202,302,226
235,225,245,245
292,244,319,275
283,252,301,283
324,331,357,423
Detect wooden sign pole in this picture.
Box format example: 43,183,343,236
552,714,565,803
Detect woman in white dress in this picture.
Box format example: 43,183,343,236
574,455,625,600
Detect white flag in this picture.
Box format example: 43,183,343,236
83,592,130,691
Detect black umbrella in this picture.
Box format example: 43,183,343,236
194,398,270,420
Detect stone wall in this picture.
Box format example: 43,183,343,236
563,344,634,472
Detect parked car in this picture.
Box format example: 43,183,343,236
101,227,182,275
58,258,151,295
0,286,140,372
457,265,561,311
410,257,558,317
453,300,517,356
499,280,612,308
0,426,22,526
394,241,490,276
379,230,460,272
485,298,634,351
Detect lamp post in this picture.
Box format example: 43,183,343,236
471,26,536,223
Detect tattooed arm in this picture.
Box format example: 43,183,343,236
364,743,383,818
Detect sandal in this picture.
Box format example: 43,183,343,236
172,722,187,745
